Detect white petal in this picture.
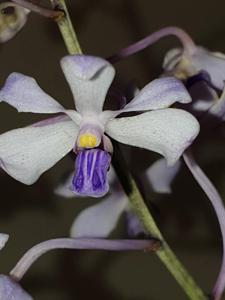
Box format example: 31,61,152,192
0,73,65,113
120,77,191,112
55,172,74,198
208,86,225,120
191,47,225,90
106,108,200,166
60,55,115,115
100,77,191,123
70,193,128,238
0,275,33,300
146,158,181,193
0,234,9,251
0,119,78,184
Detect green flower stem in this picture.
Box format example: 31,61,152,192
112,143,206,300
50,2,206,299
50,0,82,55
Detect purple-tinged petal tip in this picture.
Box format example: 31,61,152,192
0,275,33,299
61,55,112,80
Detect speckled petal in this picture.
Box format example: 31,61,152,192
100,77,191,122
0,119,78,184
61,55,115,115
0,73,65,113
120,77,191,112
106,108,200,166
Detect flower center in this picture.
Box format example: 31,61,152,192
78,134,97,148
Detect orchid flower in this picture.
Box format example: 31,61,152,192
0,54,199,198
163,46,225,91
109,27,225,299
0,2,30,43
56,161,179,239
162,49,225,300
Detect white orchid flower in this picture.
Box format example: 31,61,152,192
163,47,225,90
0,54,199,197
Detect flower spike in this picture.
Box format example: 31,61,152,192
10,238,160,282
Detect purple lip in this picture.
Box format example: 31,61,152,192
72,148,111,197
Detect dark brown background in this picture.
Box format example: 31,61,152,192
0,0,225,299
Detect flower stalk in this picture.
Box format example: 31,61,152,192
108,26,197,63
49,2,205,299
112,143,206,300
11,0,63,19
10,238,160,281
50,0,82,55
184,149,225,300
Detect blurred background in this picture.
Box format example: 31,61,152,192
0,0,225,299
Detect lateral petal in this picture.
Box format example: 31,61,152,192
106,108,200,166
0,119,78,184
0,73,65,113
120,77,191,112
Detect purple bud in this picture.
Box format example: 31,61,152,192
72,149,111,197
0,275,32,299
